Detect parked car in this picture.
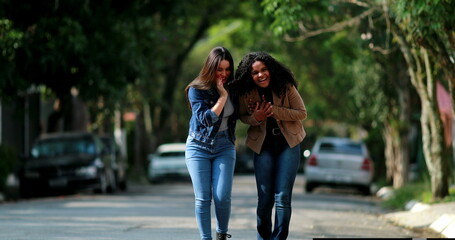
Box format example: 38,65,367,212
304,137,374,195
147,143,189,183
100,136,128,191
19,132,117,197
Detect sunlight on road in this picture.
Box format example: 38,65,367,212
63,201,154,208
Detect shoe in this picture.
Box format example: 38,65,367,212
216,232,232,240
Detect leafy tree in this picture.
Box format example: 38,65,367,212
0,0,138,131
392,0,455,104
388,0,454,199
121,0,250,176
0,19,24,101
263,0,448,197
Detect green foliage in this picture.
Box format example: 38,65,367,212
444,187,455,203
0,0,139,111
262,0,306,36
0,19,23,61
382,180,455,210
0,19,25,101
349,49,388,127
393,0,455,35
382,181,431,210
0,144,19,192
260,0,391,128
263,0,368,38
390,0,455,88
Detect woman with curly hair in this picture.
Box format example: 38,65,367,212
185,46,238,240
234,52,307,240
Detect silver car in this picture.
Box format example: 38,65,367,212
304,137,374,195
147,143,189,183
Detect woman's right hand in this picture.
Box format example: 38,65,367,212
211,77,229,117
216,77,228,98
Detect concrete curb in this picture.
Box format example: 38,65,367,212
430,214,455,238
406,200,430,212
382,200,455,238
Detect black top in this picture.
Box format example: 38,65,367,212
257,87,287,150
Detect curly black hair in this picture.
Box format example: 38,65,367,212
233,52,297,97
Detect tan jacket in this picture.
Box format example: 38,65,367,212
239,85,307,154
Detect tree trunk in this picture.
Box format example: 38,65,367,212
133,110,150,179
393,129,406,188
392,23,450,200
155,16,209,146
383,118,409,188
383,121,396,183
418,48,450,200
394,87,411,188
382,57,411,188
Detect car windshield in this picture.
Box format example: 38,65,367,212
31,136,96,158
159,151,185,157
318,142,362,154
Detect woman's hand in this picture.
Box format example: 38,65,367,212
211,77,228,117
216,77,228,98
249,95,273,122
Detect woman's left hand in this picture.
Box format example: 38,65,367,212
249,95,273,122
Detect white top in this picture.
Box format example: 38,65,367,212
219,97,234,132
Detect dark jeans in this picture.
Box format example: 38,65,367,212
254,142,300,240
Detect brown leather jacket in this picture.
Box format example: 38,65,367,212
239,85,307,154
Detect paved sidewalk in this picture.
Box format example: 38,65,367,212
382,199,455,238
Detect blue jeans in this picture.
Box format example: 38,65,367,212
254,143,300,240
186,130,236,240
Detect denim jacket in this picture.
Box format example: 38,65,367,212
187,87,238,150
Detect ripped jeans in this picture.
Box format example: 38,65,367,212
186,130,236,240
254,143,300,240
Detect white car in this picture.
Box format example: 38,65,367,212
304,137,374,195
147,143,189,183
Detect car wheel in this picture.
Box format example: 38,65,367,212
149,176,163,184
107,170,117,193
118,173,128,191
19,183,36,199
94,172,108,194
358,185,371,196
119,179,127,191
305,182,317,193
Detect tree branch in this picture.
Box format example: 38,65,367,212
334,0,371,8
284,8,376,41
370,45,398,55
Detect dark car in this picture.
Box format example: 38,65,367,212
19,132,117,197
100,136,128,191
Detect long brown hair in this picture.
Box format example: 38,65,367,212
185,46,234,107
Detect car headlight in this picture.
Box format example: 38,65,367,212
76,165,98,177
93,157,104,168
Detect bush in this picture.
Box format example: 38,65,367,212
382,181,431,210
0,144,19,192
382,180,455,210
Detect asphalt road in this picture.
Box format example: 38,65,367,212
0,174,441,240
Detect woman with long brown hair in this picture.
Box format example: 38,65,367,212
185,46,238,240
